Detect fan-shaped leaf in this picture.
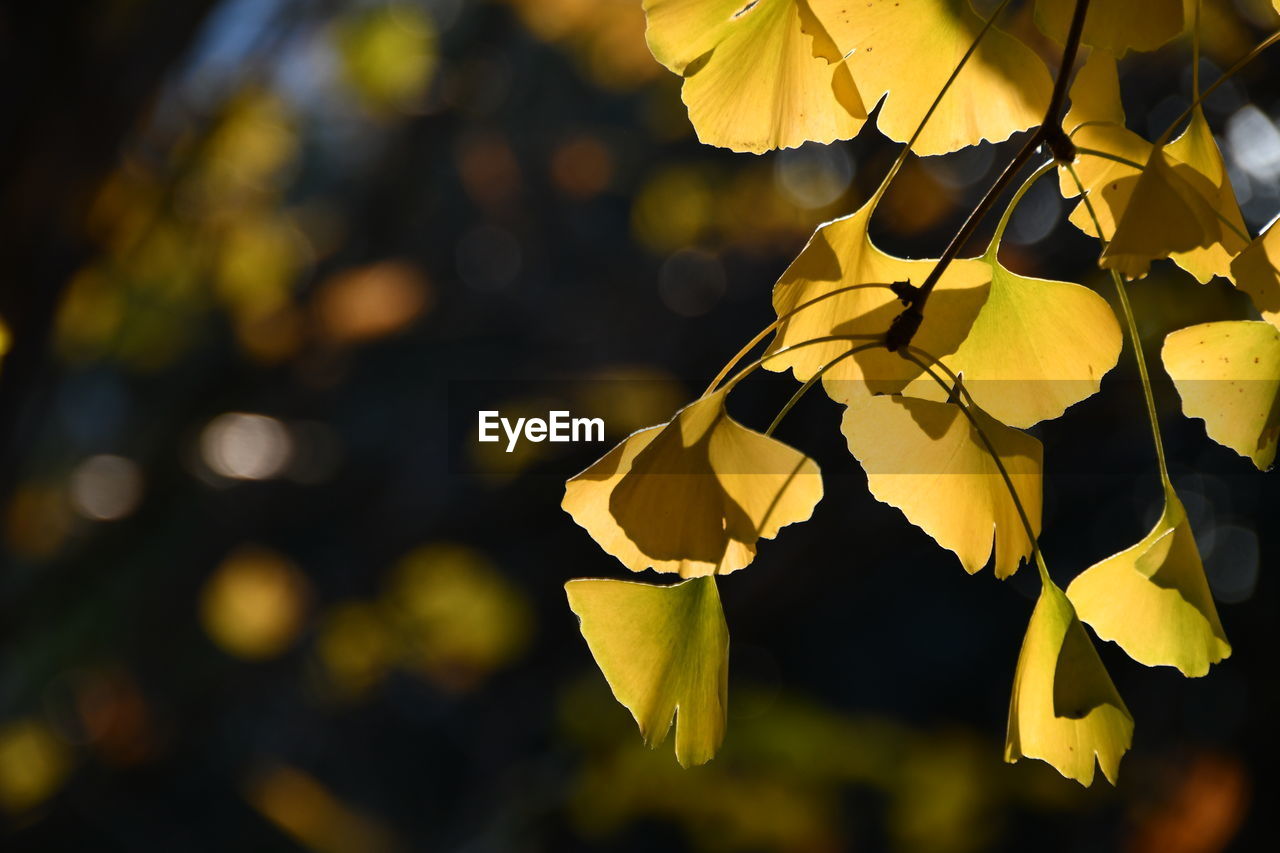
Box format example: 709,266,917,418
1231,217,1280,328
765,200,991,396
1062,55,1246,282
643,0,867,152
840,392,1041,577
1163,107,1249,283
1099,147,1223,280
1162,320,1280,470
1036,0,1183,55
1067,483,1229,676
563,388,823,576
816,0,1052,155
1005,581,1133,786
566,576,729,767
905,251,1123,428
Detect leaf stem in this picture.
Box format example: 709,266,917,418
1066,163,1172,488
765,343,881,436
900,348,1050,587
1155,28,1280,149
720,334,884,394
702,283,890,396
986,159,1058,257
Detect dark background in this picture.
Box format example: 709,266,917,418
1,0,1279,850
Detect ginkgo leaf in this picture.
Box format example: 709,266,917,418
840,391,1042,577
1062,55,1246,282
563,388,823,577
812,0,1052,156
1163,107,1250,283
1162,320,1280,470
1231,216,1280,328
1099,147,1223,280
566,576,729,767
1036,0,1183,55
904,251,1123,428
1005,580,1133,786
1067,483,1229,676
1059,50,1150,226
642,0,866,153
765,200,991,396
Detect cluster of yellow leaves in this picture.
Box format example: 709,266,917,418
561,0,1278,787
641,0,1053,154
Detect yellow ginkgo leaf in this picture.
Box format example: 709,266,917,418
1067,483,1229,677
1005,581,1133,786
1231,216,1280,328
1163,108,1249,283
905,252,1123,428
565,576,728,767
1162,320,1280,470
815,0,1052,155
840,392,1042,577
765,200,991,396
1062,55,1246,282
1099,147,1223,280
563,388,823,577
1060,50,1150,233
1036,0,1183,55
642,0,866,153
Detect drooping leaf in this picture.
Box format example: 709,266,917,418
1067,483,1229,677
566,576,729,767
840,391,1042,577
815,0,1053,155
1061,54,1247,282
1099,147,1224,280
642,0,867,153
1162,320,1280,470
764,200,991,396
1231,216,1280,328
563,388,823,577
1005,581,1133,786
1162,107,1250,283
904,249,1123,428
1036,0,1183,55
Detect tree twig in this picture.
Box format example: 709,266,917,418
885,0,1092,351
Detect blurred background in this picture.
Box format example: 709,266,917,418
2,0,1280,850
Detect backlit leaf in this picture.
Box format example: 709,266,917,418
765,200,991,395
1005,581,1133,786
816,0,1053,155
1162,320,1280,470
1067,483,1229,676
1099,147,1223,280
840,392,1041,577
905,250,1123,428
563,388,823,577
1062,55,1247,282
1231,216,1280,328
1036,0,1183,55
566,576,729,767
642,0,867,152
1163,107,1249,283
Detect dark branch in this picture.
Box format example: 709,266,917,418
886,0,1092,352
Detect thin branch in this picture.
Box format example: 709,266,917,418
885,0,1093,351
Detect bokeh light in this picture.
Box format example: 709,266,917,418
68,454,144,521
200,546,310,660
201,413,293,481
